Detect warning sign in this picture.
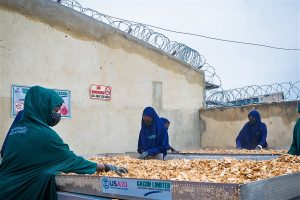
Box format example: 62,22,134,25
90,84,112,101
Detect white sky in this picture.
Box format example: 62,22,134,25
81,0,300,89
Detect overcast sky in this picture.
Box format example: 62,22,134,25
81,0,299,89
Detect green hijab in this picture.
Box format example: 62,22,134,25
0,86,97,200
288,102,300,156
23,85,63,127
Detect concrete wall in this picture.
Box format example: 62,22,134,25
199,101,300,148
0,0,205,154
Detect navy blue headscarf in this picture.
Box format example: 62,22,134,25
160,117,170,130
137,107,169,157
236,110,268,150
1,110,24,157
160,117,172,150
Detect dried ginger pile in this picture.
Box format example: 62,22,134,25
181,149,288,155
89,155,300,184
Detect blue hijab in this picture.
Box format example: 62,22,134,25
236,110,268,150
0,110,24,157
137,107,169,157
160,117,170,130
160,117,172,149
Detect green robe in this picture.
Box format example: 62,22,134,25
0,86,97,200
288,118,300,156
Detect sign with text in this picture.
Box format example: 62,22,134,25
90,84,112,100
11,85,71,118
101,177,172,200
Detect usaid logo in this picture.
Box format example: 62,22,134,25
102,178,128,190
102,178,109,189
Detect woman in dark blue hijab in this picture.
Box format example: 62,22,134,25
137,107,169,159
160,117,179,153
0,110,24,158
236,110,268,150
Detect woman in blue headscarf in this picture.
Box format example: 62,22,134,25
160,117,179,153
236,110,268,150
137,107,169,160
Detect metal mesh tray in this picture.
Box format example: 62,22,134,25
56,171,300,200
96,152,280,161
57,153,298,199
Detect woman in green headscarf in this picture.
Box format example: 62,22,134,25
0,86,127,200
288,102,300,156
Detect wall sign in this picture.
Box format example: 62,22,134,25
90,84,112,100
11,85,71,118
101,177,172,200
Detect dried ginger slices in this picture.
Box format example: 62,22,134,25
88,154,300,184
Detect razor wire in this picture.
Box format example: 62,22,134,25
51,0,221,87
206,81,300,107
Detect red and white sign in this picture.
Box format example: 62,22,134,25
90,84,112,100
